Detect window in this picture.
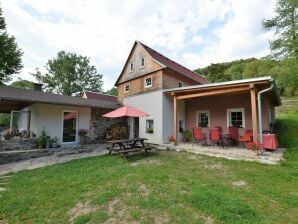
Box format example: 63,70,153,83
178,81,183,88
197,111,210,127
124,83,130,92
146,119,154,133
144,76,152,88
227,108,245,128
179,120,184,132
141,57,145,67
130,62,134,73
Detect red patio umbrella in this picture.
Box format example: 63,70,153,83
102,105,149,118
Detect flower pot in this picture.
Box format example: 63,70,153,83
170,141,176,146
80,136,87,145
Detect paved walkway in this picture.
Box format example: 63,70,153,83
0,144,109,175
159,143,285,165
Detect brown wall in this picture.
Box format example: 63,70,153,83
117,68,201,103
118,70,163,103
184,93,272,136
118,43,162,84
162,69,199,89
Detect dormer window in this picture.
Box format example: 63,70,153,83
124,83,130,92
144,76,152,88
141,57,145,68
130,62,134,73
178,81,183,88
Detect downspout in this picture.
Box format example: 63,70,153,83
257,81,274,155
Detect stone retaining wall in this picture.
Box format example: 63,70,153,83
0,138,38,151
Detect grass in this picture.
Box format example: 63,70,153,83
0,110,297,223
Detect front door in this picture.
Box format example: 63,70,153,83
133,117,139,138
62,111,78,143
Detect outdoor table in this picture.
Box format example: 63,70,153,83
258,134,279,151
107,138,149,156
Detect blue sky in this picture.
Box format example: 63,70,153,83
2,0,276,90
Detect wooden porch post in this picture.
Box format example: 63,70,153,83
173,95,178,143
250,85,258,142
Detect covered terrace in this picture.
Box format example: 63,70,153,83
165,77,281,148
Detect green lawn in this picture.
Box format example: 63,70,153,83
0,110,297,224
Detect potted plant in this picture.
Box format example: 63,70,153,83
146,128,154,134
37,130,47,149
246,141,262,155
168,135,176,146
51,137,58,148
182,130,192,142
79,129,88,145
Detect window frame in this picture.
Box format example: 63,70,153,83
146,119,154,133
178,81,183,88
144,76,152,88
61,110,79,144
129,62,134,73
226,108,245,128
196,110,210,127
140,56,145,68
124,83,130,93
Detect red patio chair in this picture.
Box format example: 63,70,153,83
239,129,253,147
210,127,223,146
227,126,238,145
192,127,207,145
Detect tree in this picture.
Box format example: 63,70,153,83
10,79,35,90
262,0,298,96
262,0,298,59
105,87,118,96
33,51,103,96
0,4,23,84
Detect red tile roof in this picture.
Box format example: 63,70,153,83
83,91,117,103
139,41,208,84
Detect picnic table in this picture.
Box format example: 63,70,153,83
107,138,150,156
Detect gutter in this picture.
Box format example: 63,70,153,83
257,80,274,155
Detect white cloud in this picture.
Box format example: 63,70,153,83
183,0,277,68
1,0,277,90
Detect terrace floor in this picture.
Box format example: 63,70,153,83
159,143,285,165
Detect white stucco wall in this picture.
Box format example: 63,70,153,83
162,94,173,143
124,90,164,144
123,90,180,144
19,103,91,144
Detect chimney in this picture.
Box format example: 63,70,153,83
34,83,43,91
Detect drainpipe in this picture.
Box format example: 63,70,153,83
257,81,274,155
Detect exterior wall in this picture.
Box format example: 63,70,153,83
184,93,274,137
118,43,162,84
20,104,91,144
118,70,163,103
163,94,174,143
17,110,30,131
162,69,199,89
90,108,126,141
123,90,164,144
185,93,252,136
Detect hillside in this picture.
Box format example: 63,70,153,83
194,58,297,96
